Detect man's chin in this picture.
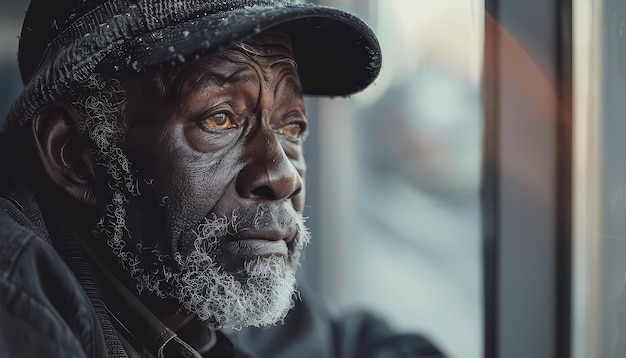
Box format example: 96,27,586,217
176,253,298,330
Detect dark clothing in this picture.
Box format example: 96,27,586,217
0,183,234,358
0,170,444,357
228,283,445,358
0,208,107,358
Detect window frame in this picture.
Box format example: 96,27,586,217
482,0,573,357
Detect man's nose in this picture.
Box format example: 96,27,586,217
235,132,303,201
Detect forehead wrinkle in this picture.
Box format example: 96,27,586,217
153,52,255,100
217,49,280,110
183,67,258,97
234,52,302,106
272,68,303,100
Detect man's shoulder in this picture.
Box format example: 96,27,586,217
0,209,106,358
0,207,75,325
0,208,43,277
0,208,90,307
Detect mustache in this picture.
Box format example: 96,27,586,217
178,203,310,252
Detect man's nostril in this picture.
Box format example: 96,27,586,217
288,186,302,199
251,186,275,199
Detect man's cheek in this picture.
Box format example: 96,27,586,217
169,160,237,224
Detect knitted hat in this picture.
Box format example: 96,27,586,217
7,0,381,127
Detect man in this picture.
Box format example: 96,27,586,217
0,0,443,357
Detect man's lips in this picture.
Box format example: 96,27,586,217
226,239,289,259
224,228,296,259
233,228,296,243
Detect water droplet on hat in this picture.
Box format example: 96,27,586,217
168,46,175,52
183,30,190,37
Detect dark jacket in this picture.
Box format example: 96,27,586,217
0,208,107,357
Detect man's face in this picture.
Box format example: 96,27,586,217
88,31,310,328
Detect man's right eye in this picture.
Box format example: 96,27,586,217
201,113,237,130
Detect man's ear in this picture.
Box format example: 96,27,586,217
32,104,98,206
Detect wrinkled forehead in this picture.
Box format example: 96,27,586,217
146,28,301,99
118,28,303,120
209,28,300,85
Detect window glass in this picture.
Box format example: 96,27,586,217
309,1,485,357
600,0,626,356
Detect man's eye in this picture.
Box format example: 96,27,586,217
202,113,237,130
276,123,303,139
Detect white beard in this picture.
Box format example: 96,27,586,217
98,192,310,330
173,214,309,329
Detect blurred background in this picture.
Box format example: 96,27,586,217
0,1,485,358
301,1,484,358
0,1,25,118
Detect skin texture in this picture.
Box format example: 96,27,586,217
31,30,310,326
121,33,307,260
121,31,307,271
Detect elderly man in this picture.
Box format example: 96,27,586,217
0,0,443,357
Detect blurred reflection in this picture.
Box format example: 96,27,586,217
349,69,482,357
357,69,481,199
315,1,484,358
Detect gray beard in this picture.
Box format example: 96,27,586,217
96,190,310,330
173,213,310,329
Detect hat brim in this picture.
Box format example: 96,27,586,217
98,5,381,97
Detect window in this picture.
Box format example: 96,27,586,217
302,1,484,357
573,0,626,357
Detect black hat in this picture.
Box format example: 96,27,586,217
8,0,381,127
